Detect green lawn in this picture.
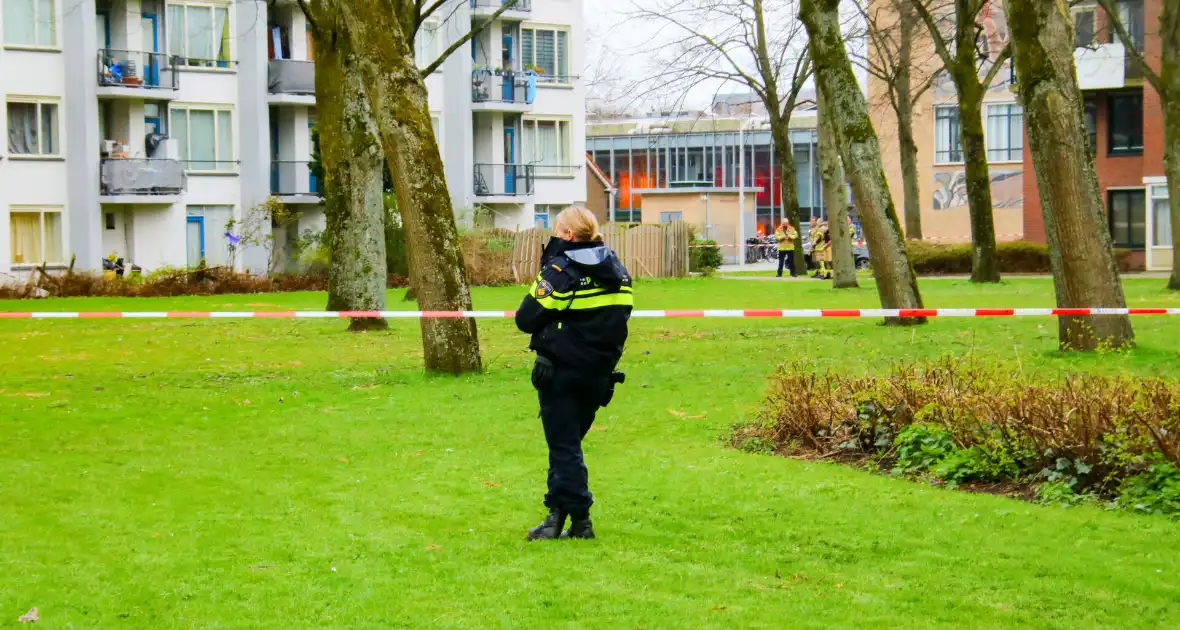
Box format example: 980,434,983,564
2,277,1180,628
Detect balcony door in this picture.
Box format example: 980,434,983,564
186,216,205,267
503,127,516,194
142,13,160,87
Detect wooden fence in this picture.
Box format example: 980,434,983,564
510,221,691,282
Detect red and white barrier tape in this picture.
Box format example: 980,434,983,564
0,308,1176,320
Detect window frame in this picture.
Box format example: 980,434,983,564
3,0,58,50
1107,92,1144,156
520,24,571,85
522,116,573,176
1151,184,1172,248
167,0,233,69
5,97,62,158
1071,5,1097,48
984,102,1024,163
169,104,236,173
1108,188,1147,250
8,206,65,267
933,105,962,165
415,19,440,70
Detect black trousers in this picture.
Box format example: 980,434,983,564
777,250,796,277
534,361,610,519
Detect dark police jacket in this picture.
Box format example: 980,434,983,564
515,239,633,374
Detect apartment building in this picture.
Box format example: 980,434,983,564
586,107,831,258
867,0,1172,271
0,0,585,276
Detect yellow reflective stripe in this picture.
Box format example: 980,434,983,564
535,295,572,310
567,291,635,310
550,285,633,301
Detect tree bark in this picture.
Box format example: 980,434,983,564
1008,0,1133,350
336,0,482,373
818,91,859,288
314,17,388,332
769,119,806,273
801,0,924,324
896,0,924,241
1161,3,1180,290
956,80,1001,283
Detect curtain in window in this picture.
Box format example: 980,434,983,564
3,0,34,46
171,108,188,160
522,29,533,70
168,5,184,56
1154,199,1173,247
189,110,216,169
217,111,233,167
536,30,555,76
522,121,535,164
538,121,558,166
39,103,56,154
7,103,37,154
215,7,230,65
556,31,567,81
187,6,213,60
36,0,53,46
42,212,62,262
986,106,1021,161
9,213,41,264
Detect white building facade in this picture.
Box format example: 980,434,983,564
0,0,585,276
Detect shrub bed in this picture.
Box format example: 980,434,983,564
905,241,1135,275
731,358,1180,516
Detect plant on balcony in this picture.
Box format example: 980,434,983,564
526,64,544,74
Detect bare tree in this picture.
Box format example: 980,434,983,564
1007,0,1133,350
856,0,942,241
302,0,523,372
630,0,814,275
801,0,926,324
911,0,1011,283
1097,0,1180,290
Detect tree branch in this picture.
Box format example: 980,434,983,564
296,0,318,35
421,0,520,76
419,0,449,26
980,42,1012,90
911,0,955,70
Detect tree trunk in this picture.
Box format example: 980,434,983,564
315,19,388,332
956,80,1001,283
896,0,923,241
1162,3,1180,290
337,0,482,373
818,91,858,288
770,120,806,274
1008,0,1133,350
801,0,924,324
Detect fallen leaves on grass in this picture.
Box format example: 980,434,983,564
426,544,443,551
6,392,49,398
18,608,38,623
666,408,705,419
337,457,349,463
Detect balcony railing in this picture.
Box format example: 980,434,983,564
100,158,186,195
470,0,532,10
97,49,179,91
271,160,321,197
268,60,316,95
472,69,532,104
474,163,534,196
533,164,576,178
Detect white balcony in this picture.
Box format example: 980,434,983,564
470,0,531,21
1075,42,1126,91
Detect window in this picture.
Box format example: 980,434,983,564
3,0,55,47
521,26,569,83
534,212,549,229
105,212,116,230
659,211,683,223
9,208,63,265
934,106,962,164
167,1,231,67
6,99,59,156
170,106,234,171
522,118,572,175
1083,98,1097,152
1114,0,1145,51
1109,189,1146,249
1073,7,1096,47
415,21,439,68
1153,186,1172,247
985,103,1023,162
1108,93,1143,155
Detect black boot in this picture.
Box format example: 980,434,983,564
527,509,566,541
561,517,595,540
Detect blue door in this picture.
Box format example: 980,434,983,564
503,127,516,194
142,14,160,87
186,217,205,267
501,35,514,101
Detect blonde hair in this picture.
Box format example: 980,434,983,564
555,206,603,242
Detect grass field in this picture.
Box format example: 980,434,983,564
3,277,1180,628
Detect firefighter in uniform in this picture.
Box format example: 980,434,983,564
774,220,798,278
515,207,633,540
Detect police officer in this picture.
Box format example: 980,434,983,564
515,207,633,540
